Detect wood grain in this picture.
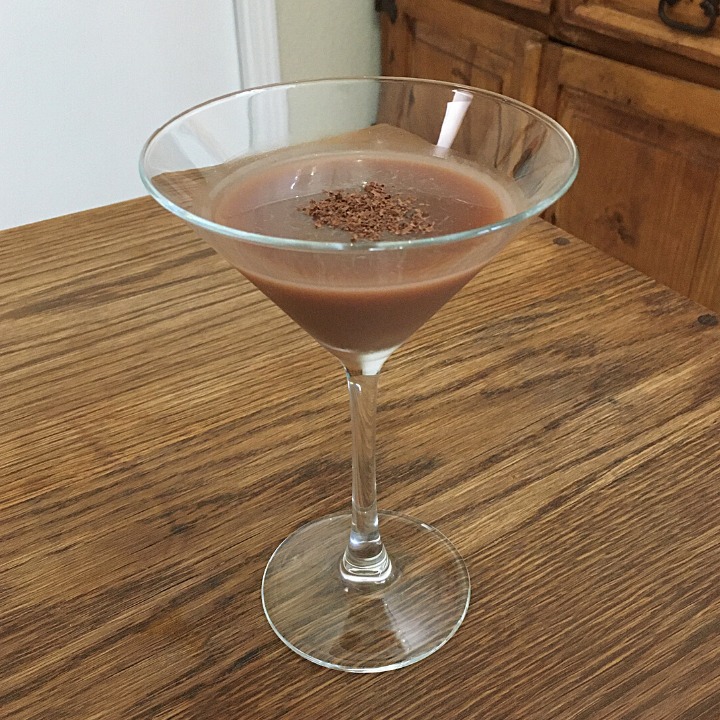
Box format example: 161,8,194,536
383,0,545,105
2,198,720,719
381,0,720,315
537,44,720,311
557,0,720,70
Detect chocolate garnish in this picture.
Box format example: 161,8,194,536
298,182,435,241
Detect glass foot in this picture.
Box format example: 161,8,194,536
261,511,470,673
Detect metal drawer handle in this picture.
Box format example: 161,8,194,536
658,0,718,35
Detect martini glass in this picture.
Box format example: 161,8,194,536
140,77,577,672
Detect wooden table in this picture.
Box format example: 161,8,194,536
2,198,719,719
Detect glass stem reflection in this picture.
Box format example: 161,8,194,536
341,368,393,586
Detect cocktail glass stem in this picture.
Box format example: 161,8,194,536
341,367,393,585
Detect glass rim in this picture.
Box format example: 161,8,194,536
139,76,579,253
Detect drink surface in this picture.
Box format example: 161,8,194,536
209,151,511,357
213,152,506,243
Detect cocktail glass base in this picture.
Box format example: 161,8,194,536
261,511,470,673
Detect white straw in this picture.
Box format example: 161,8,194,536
433,89,473,158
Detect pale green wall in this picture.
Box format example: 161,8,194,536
275,0,381,82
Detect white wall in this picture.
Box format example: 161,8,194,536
0,1,382,230
0,0,240,230
275,0,380,82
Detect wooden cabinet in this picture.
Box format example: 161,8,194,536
557,0,720,69
382,0,544,104
538,46,720,308
381,0,720,312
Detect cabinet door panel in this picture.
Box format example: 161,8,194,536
538,46,720,310
381,0,544,105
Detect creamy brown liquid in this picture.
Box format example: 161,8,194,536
214,153,506,242
211,153,509,355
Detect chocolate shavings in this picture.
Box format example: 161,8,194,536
298,182,435,241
